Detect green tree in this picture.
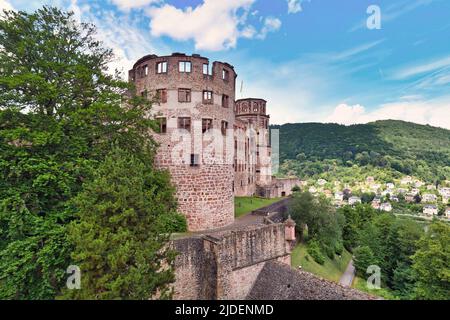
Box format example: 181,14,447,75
0,6,164,299
61,148,184,299
353,246,377,277
411,222,450,300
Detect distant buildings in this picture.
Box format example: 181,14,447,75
371,197,381,209
380,202,393,212
334,192,344,201
422,193,437,203
348,196,362,206
405,193,416,203
401,176,413,185
423,205,438,216
317,179,327,186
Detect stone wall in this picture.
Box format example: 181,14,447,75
172,223,292,300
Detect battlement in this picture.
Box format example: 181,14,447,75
129,52,237,96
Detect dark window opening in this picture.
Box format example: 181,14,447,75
190,154,199,167
203,91,213,104
222,94,229,108
156,89,167,103
156,117,167,134
178,88,191,102
178,117,191,131
202,118,213,133
221,121,228,135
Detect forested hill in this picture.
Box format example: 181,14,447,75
272,120,450,182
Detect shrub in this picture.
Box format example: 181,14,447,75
307,239,326,265
158,212,188,233
335,241,344,255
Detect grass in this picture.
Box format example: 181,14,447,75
352,276,396,300
234,196,282,218
290,242,352,283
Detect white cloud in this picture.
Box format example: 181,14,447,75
287,0,301,14
65,0,167,77
147,0,255,51
0,0,14,11
325,97,450,129
255,16,281,40
287,0,310,14
111,0,160,11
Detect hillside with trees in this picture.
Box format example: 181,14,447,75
273,120,450,183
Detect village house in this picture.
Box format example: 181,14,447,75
438,187,450,197
317,179,327,186
400,176,413,185
411,188,420,195
380,202,393,212
446,207,450,219
414,180,425,188
423,204,438,216
422,193,437,203
366,176,375,184
334,191,344,201
443,194,450,204
348,196,362,206
397,188,408,194
386,182,395,189
390,195,399,202
370,184,381,192
371,198,381,209
427,184,436,190
309,186,317,194
405,193,416,203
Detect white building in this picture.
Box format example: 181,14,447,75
334,192,344,201
380,202,393,212
422,193,437,203
317,179,327,186
349,196,362,206
400,176,413,185
386,183,395,189
423,205,438,216
309,186,317,194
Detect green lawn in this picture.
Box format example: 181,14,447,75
352,276,396,300
290,242,352,283
234,196,282,218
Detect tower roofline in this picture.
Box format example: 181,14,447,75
236,98,267,103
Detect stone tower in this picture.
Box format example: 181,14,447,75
129,53,237,231
235,98,272,185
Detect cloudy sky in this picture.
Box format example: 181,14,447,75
1,0,450,128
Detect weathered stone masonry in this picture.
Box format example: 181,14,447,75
129,53,300,232
171,222,293,300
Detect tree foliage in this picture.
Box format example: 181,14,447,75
61,148,183,299
0,6,182,299
411,222,450,300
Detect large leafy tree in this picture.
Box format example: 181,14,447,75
0,6,179,299
412,222,450,300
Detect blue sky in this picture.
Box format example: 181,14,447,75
1,0,450,128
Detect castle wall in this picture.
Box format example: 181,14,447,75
172,223,292,300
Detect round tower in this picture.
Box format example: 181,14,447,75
235,98,272,185
129,53,237,231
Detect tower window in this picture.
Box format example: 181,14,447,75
156,89,167,103
156,117,167,134
203,91,213,104
190,154,200,167
221,121,228,135
202,119,213,133
144,65,148,76
178,117,191,131
222,69,229,81
222,94,229,108
156,61,167,74
203,63,212,75
179,61,192,73
178,88,191,102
